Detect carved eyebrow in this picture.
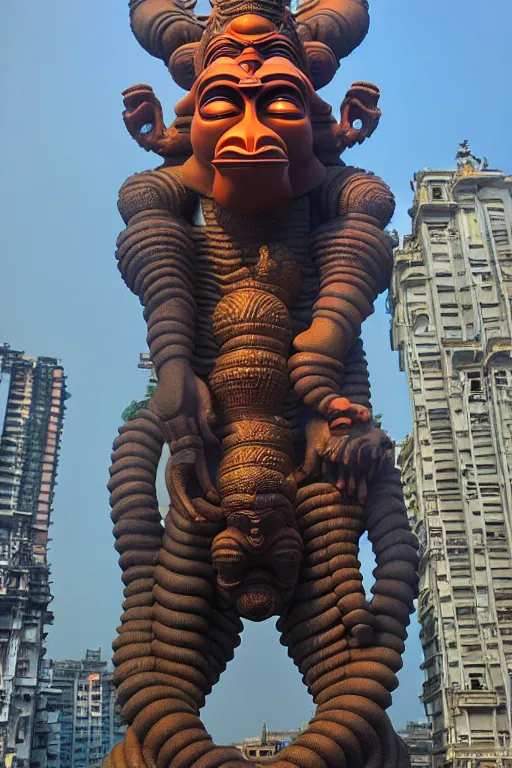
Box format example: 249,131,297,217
197,74,241,97
259,74,308,98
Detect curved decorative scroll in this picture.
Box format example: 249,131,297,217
128,0,369,90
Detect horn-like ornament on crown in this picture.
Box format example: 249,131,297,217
128,0,369,90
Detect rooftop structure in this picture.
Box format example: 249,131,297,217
233,724,304,763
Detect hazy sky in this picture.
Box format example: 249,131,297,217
1,0,512,746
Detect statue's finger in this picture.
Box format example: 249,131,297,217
193,497,223,523
167,415,199,444
196,379,220,445
301,444,321,479
336,472,346,493
358,475,367,505
348,471,357,498
198,411,219,445
342,439,358,469
357,439,371,468
168,463,200,520
196,451,220,504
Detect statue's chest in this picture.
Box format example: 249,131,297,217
191,195,313,281
189,196,316,377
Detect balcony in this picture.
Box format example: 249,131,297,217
453,690,503,709
421,674,441,700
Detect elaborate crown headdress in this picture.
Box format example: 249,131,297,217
128,0,369,90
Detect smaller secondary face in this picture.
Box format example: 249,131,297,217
182,16,326,214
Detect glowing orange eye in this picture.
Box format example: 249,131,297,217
263,98,304,119
200,98,241,119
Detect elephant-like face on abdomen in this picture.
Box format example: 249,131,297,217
211,520,304,621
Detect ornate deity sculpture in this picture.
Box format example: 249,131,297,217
106,1,419,766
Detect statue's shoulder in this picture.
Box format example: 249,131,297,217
117,165,197,223
319,165,395,228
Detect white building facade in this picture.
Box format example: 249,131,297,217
391,145,512,768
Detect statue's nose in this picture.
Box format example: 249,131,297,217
216,114,288,156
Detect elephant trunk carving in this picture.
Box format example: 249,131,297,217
209,244,304,621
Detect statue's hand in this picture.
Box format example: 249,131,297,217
148,361,221,522
322,422,394,503
293,417,393,504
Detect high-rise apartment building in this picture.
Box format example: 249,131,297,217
0,345,68,767
397,721,432,768
391,144,512,768
31,660,63,768
52,650,125,768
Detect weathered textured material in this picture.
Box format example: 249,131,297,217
105,0,419,765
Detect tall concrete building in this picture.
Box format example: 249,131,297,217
397,721,432,768
31,660,63,768
0,345,68,768
52,650,125,768
391,144,512,768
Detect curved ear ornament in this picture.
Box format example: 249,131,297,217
122,83,192,162
168,41,200,90
335,80,382,153
303,40,339,90
294,0,370,87
129,0,205,64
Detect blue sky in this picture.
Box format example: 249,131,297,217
1,0,511,746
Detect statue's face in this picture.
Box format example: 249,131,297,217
182,32,325,214
211,519,304,621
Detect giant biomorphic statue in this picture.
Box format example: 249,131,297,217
105,0,419,766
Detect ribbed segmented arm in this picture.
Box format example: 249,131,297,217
339,336,371,409
117,169,197,378
290,168,395,414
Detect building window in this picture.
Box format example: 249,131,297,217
16,718,28,743
15,659,30,678
467,372,482,393
495,370,508,387
469,674,485,690
413,314,430,335
432,186,444,201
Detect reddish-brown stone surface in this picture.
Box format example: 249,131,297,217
105,2,419,766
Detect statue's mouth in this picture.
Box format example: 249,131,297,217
213,146,288,168
236,582,282,621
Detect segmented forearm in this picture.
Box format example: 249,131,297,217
339,336,371,408
291,172,394,413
